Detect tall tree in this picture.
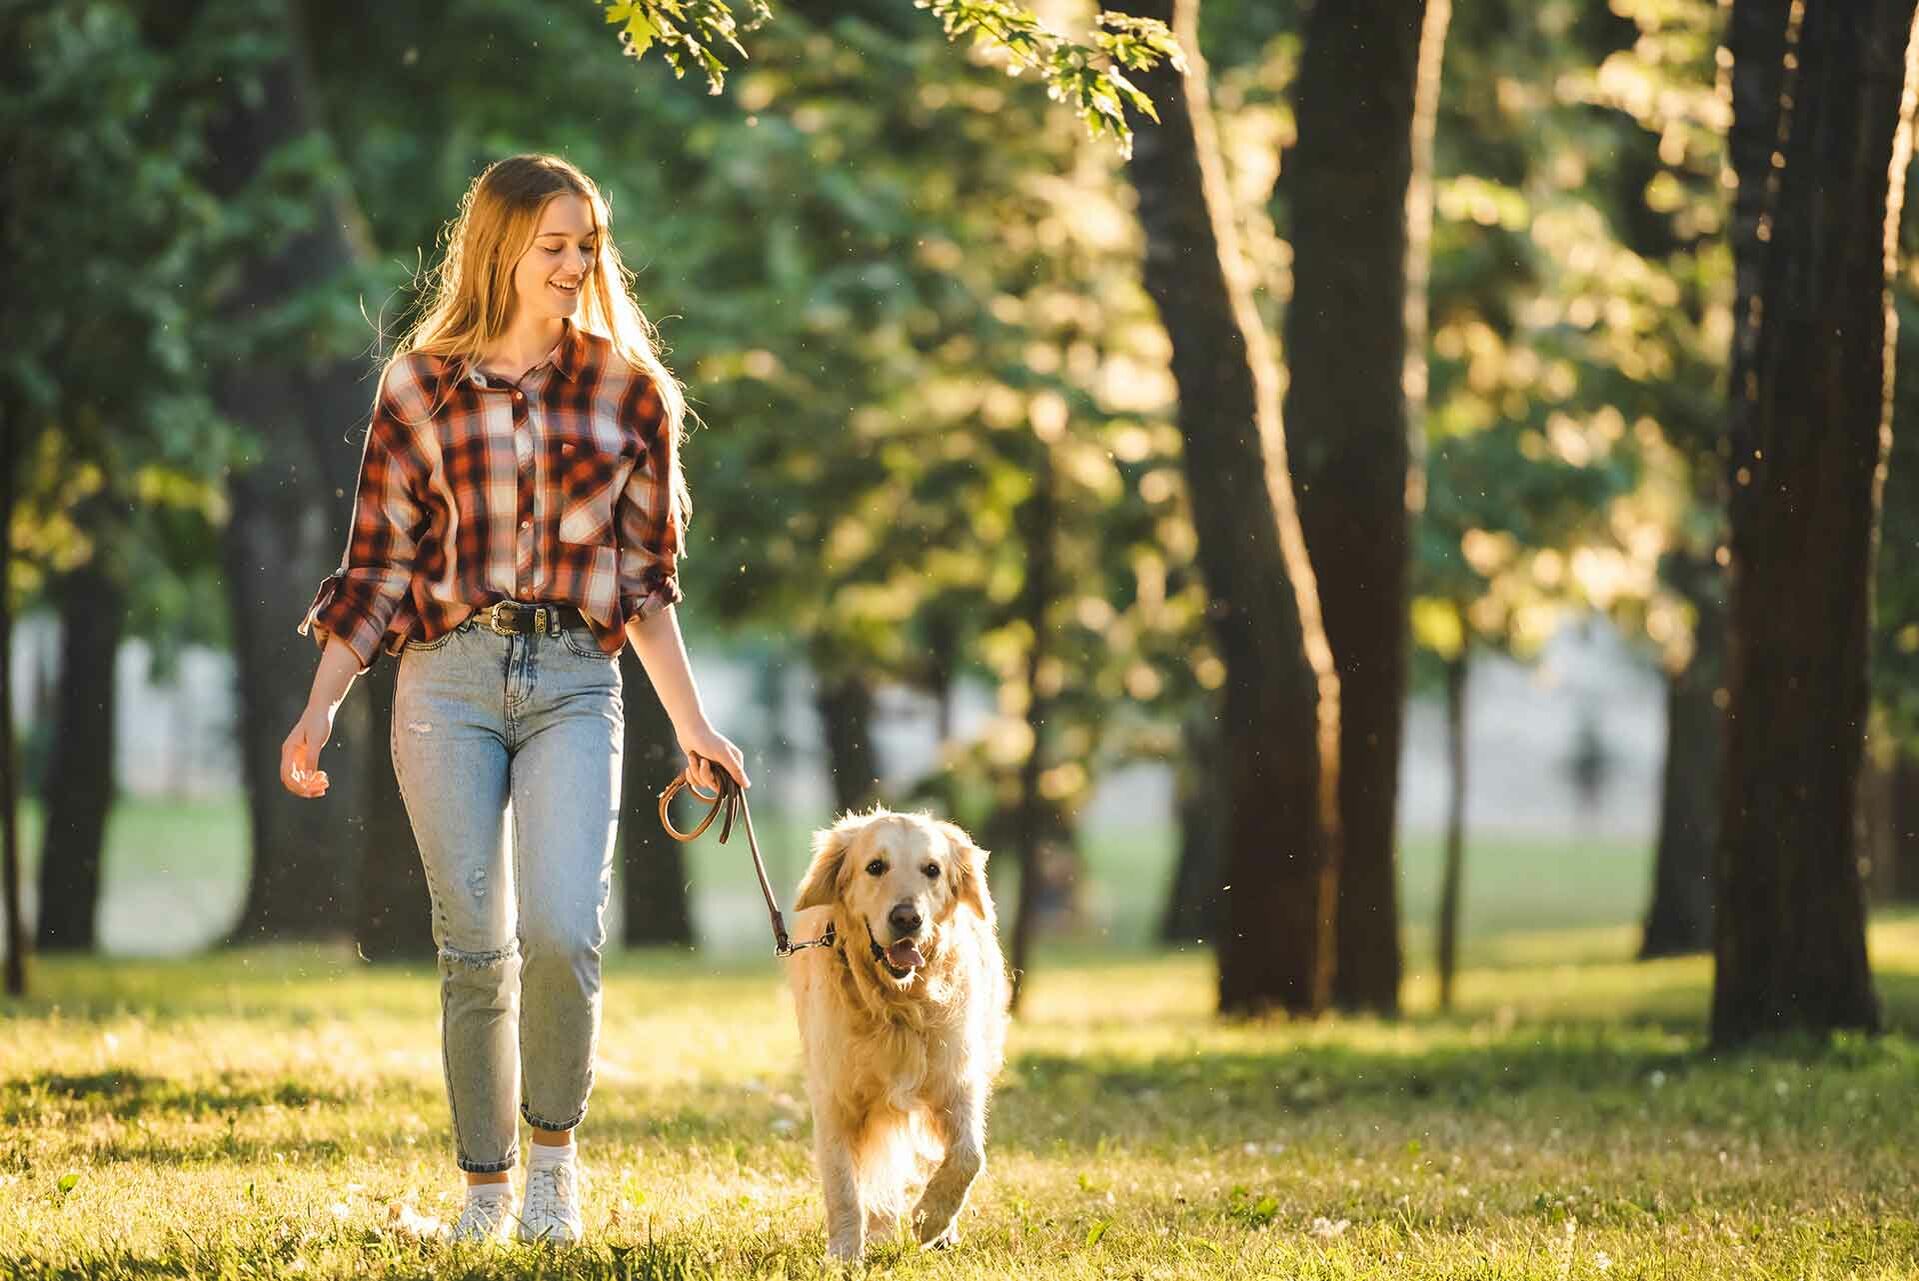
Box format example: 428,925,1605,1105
1711,0,1919,1044
1006,446,1057,1011
32,557,126,951
1640,550,1721,958
1,395,21,997
352,666,431,960
4,0,240,979
814,663,883,815
1281,0,1451,1016
1121,0,1342,1016
622,660,695,947
202,0,389,943
1434,620,1468,1012
1160,705,1224,944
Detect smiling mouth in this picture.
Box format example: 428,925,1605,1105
868,924,926,978
550,279,580,296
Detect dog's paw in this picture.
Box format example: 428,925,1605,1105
919,1222,961,1251
825,1235,864,1264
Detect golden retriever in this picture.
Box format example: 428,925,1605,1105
785,808,1009,1261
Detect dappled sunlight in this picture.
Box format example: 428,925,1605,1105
7,946,1918,1276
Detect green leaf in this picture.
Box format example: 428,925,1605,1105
56,1172,80,1196
1085,1218,1110,1247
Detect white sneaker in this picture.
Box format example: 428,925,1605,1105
447,1187,514,1244
517,1155,585,1245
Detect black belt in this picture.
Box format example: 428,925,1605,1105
472,600,586,636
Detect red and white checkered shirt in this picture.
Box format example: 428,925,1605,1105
298,319,683,668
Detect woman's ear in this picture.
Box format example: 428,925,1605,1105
939,822,995,930
796,818,860,911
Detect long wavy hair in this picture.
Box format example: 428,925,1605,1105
388,153,691,532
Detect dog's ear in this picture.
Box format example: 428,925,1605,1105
938,822,995,929
796,818,860,911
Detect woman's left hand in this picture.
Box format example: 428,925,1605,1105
679,722,749,794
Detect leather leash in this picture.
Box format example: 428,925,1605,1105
656,756,835,958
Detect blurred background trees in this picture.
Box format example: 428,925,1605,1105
5,0,1917,1045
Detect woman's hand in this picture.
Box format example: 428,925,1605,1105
280,701,337,798
678,722,749,794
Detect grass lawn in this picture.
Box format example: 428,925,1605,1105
5,918,1919,1278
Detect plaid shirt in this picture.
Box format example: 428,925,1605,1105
298,319,683,668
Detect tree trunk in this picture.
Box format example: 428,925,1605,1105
1283,0,1450,1017
621,654,695,947
1640,556,1723,958
1711,0,1918,1044
1435,641,1467,1013
33,561,125,952
353,662,432,960
815,663,882,814
2,400,24,997
1892,753,1919,900
205,2,389,943
1121,0,1341,1017
1160,703,1225,944
1859,729,1898,903
1007,448,1056,1014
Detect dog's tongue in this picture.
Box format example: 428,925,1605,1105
886,939,925,970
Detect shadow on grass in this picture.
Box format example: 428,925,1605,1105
0,1069,394,1127
987,1023,1919,1154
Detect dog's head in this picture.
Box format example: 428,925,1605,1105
795,809,993,983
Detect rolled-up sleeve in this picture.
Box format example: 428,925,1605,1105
297,394,425,671
615,378,684,621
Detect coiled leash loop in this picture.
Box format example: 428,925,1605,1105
656,756,835,958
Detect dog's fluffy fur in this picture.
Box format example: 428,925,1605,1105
786,808,1009,1261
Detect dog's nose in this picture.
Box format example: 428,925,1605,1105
889,904,922,936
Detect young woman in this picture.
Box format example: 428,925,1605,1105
278,154,749,1246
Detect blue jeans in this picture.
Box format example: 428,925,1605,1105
390,613,624,1173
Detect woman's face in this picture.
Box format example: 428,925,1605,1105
509,193,597,323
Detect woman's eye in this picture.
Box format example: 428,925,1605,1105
922,864,939,879
865,860,885,877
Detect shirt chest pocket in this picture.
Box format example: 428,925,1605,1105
552,431,632,547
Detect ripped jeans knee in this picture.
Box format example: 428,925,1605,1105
439,938,520,973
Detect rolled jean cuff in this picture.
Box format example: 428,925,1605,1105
521,1102,586,1132
457,1147,518,1175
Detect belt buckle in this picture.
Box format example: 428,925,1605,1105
485,602,518,636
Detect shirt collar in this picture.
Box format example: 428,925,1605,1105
551,318,585,382
466,320,585,388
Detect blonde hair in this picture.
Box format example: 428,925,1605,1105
388,153,690,532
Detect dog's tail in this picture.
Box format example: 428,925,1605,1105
853,1105,943,1232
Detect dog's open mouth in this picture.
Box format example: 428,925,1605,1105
881,938,925,978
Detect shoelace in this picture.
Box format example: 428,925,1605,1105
521,1162,578,1232
452,1193,510,1239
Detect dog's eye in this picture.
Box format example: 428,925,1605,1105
922,863,939,879
864,859,885,877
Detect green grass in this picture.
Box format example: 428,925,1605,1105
5,922,1919,1278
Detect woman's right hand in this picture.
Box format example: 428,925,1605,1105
280,702,337,798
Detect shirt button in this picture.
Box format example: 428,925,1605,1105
521,517,533,530
512,391,524,404
519,588,533,600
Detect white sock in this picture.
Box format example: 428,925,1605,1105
528,1138,575,1170
467,1181,513,1205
